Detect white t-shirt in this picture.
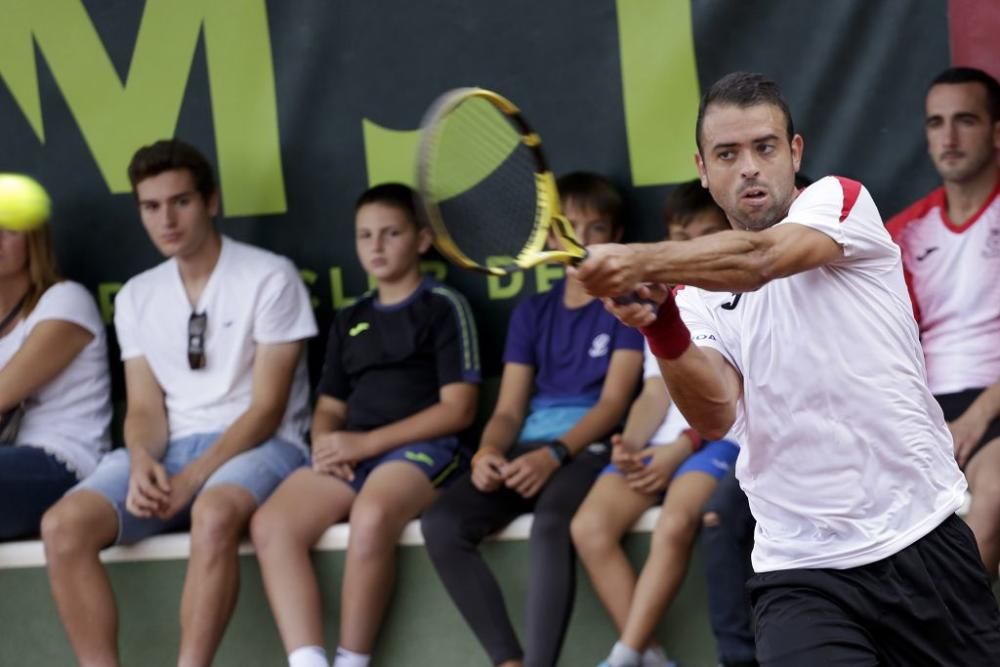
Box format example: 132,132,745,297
887,180,1000,394
643,341,692,445
0,281,111,477
676,176,966,572
642,341,739,446
114,236,317,449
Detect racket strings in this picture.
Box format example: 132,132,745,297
424,98,543,268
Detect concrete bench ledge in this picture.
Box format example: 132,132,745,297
0,506,665,570
1,491,972,570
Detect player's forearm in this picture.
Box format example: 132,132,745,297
364,392,478,457
636,232,773,292
656,347,737,440
619,382,670,449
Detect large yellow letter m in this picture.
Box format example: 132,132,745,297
0,0,285,215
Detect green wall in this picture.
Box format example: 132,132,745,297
0,535,716,666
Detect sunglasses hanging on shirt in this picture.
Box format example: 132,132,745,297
188,311,207,370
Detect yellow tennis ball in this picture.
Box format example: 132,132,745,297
0,173,51,231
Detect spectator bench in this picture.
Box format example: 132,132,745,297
0,507,718,666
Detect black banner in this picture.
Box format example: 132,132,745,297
0,0,950,381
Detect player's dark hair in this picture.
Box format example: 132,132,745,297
663,179,724,228
696,72,795,154
556,172,625,233
127,139,217,203
355,182,422,229
929,67,1000,122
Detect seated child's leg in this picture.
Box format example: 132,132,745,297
338,460,439,655
618,439,739,658
572,467,657,632
422,471,532,666
524,447,609,667
251,467,357,656
702,470,757,666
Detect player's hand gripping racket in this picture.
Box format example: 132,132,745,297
415,87,649,305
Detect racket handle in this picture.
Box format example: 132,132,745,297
611,292,658,308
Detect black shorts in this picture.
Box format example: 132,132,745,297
748,515,1000,666
936,388,1000,463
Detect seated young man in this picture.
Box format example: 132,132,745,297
41,139,317,667
250,183,480,667
421,172,645,667
571,180,738,667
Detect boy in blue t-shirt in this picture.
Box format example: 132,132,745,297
251,184,480,667
422,173,644,667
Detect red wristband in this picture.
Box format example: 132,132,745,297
639,291,691,360
682,428,703,452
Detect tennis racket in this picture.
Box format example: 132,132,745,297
416,87,587,277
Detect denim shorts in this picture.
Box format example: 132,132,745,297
601,439,740,483
71,433,307,545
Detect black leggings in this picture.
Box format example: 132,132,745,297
421,444,608,667
0,445,78,540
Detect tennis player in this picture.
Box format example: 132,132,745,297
572,71,1000,666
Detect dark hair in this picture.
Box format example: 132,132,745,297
354,182,421,228
663,179,723,227
127,139,216,202
696,72,794,153
929,67,1000,122
556,172,624,232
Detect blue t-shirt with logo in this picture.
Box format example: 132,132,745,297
503,279,644,441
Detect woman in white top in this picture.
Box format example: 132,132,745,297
0,199,111,540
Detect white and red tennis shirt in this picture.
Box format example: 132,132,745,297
676,176,966,572
886,178,1000,394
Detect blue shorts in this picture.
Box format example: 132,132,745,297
344,436,463,493
602,438,740,484
71,433,307,545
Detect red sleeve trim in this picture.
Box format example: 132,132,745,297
833,176,862,223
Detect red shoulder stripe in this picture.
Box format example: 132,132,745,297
833,176,862,223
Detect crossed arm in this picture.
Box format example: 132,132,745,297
0,319,95,414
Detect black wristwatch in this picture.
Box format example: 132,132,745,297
547,440,571,465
